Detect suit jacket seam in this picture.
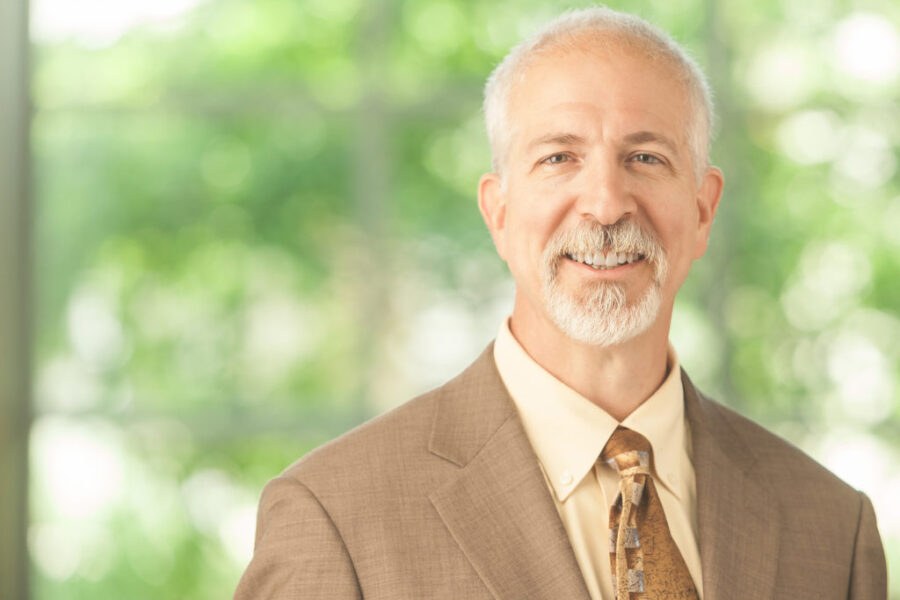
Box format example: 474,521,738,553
429,396,518,467
462,412,519,466
292,477,364,594
689,379,764,473
845,489,866,597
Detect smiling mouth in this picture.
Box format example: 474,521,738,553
564,251,645,270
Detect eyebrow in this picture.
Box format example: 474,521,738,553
525,130,682,157
623,131,681,156
526,133,588,152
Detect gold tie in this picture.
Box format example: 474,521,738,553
601,426,699,600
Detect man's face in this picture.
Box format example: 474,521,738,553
479,41,723,347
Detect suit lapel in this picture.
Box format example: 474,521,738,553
683,372,780,600
428,346,592,600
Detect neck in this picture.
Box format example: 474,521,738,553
509,304,672,422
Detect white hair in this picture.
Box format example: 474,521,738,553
483,7,715,180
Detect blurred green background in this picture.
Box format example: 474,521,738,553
20,0,900,597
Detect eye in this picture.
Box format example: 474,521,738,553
542,153,571,165
631,153,662,165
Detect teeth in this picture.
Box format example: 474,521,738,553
571,251,644,269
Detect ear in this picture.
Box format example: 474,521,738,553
693,166,724,259
478,172,509,261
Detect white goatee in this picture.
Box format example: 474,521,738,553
540,220,668,347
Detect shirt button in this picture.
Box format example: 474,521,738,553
560,471,573,486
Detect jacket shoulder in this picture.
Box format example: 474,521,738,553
282,384,443,487
282,343,504,492
694,385,858,498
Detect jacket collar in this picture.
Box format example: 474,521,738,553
683,371,781,600
428,344,592,600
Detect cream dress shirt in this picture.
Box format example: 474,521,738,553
493,319,703,600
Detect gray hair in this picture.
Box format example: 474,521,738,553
483,7,715,180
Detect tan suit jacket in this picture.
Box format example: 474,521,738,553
235,344,887,599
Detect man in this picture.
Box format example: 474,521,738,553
235,8,887,599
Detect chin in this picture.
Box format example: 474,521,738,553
544,280,662,347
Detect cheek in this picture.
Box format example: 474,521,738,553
647,202,699,259
507,193,570,247
502,199,571,285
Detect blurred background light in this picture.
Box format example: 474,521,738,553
832,125,897,189
31,417,125,520
832,13,900,83
744,38,819,110
66,285,128,371
780,240,871,331
31,0,207,46
775,110,842,165
826,330,894,425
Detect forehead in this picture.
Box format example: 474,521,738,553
506,41,692,149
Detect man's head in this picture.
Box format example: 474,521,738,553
483,8,715,181
478,7,724,348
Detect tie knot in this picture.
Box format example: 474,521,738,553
601,426,653,472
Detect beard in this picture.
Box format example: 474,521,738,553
540,220,669,347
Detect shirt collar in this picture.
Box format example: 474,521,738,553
493,318,687,502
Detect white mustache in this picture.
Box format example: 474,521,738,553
545,220,665,267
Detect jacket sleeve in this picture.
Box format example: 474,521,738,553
848,491,887,599
234,475,363,600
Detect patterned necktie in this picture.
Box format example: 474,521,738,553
601,426,698,600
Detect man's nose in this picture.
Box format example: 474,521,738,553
575,160,637,225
